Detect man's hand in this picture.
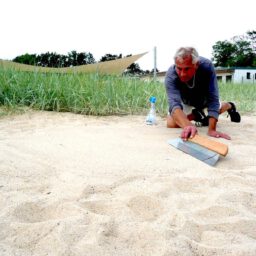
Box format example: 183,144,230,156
207,117,231,140
172,109,198,140
181,125,198,140
208,130,231,140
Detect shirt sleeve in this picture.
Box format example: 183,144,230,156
164,67,183,115
207,63,220,120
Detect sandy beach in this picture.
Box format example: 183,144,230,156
0,111,256,256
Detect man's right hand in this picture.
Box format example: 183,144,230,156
181,125,198,140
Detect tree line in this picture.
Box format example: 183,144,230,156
12,51,155,75
212,30,256,67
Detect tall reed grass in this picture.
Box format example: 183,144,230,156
0,69,255,117
218,82,256,114
0,69,168,116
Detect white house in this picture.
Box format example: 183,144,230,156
215,67,256,83
141,68,256,84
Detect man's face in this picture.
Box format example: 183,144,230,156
175,56,198,82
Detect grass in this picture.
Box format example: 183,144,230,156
0,68,256,118
218,82,256,114
0,69,168,117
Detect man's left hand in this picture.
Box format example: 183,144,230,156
208,130,231,140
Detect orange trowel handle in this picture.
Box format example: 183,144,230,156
188,134,228,156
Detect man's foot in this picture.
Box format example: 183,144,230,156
228,102,241,122
192,109,209,127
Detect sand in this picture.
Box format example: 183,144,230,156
0,111,256,256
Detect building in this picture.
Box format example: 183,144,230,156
142,68,256,84
215,67,256,83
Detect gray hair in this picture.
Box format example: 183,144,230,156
174,47,199,64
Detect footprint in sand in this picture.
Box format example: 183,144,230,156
80,184,113,199
172,177,213,193
127,195,164,221
218,191,256,215
11,201,82,223
180,218,256,248
79,200,121,216
200,230,256,247
194,205,239,221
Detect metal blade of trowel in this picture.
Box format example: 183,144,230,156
168,138,220,166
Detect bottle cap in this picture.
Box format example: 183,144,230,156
149,96,156,103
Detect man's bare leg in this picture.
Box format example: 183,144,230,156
167,113,195,128
167,102,238,128
219,102,232,114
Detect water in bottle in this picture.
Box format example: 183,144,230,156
146,96,157,125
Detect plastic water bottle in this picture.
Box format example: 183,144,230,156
146,96,157,125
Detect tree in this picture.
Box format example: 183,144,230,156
66,51,95,66
123,54,145,75
13,53,37,65
76,52,95,65
245,30,256,52
13,51,96,67
212,30,256,67
150,68,159,74
124,63,144,75
99,53,145,75
99,53,122,62
233,40,255,66
36,52,55,67
212,41,237,67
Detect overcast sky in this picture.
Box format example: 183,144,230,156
1,0,255,71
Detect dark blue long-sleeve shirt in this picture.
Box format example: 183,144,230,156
165,57,220,119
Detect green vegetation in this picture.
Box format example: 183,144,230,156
0,68,167,117
212,30,256,67
218,82,256,113
0,69,255,118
